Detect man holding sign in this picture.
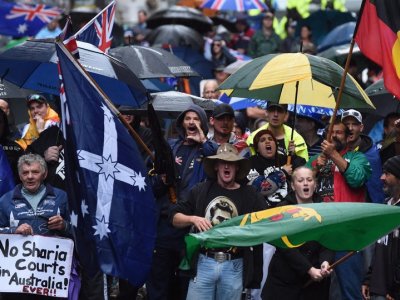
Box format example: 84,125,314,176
0,153,71,299
0,153,69,236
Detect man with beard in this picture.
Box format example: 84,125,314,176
208,104,250,157
307,118,371,300
171,143,267,300
362,155,400,300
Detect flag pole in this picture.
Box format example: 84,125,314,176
326,0,367,142
55,40,154,161
303,250,357,287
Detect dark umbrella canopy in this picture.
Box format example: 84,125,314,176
0,39,147,107
361,79,400,117
135,91,217,118
146,25,204,51
146,5,213,34
0,81,35,98
109,45,200,79
317,22,356,52
297,10,356,46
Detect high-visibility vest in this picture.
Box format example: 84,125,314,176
287,0,312,19
321,0,347,12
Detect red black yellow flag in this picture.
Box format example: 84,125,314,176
355,0,400,99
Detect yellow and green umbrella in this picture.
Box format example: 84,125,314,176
219,53,375,110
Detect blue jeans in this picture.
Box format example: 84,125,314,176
335,251,363,300
186,254,243,300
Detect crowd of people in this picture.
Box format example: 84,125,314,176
0,2,400,300
0,86,400,300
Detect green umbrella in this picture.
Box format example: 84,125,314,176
183,203,400,268
219,53,375,110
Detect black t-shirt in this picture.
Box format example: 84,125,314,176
172,181,267,232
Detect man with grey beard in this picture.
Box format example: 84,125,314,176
306,118,372,300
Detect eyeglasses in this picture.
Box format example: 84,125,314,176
213,43,222,47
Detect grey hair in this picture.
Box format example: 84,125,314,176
17,153,47,174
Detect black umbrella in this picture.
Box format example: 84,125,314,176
0,39,147,107
296,10,356,46
146,5,213,34
0,80,35,98
362,79,400,117
146,25,204,51
135,91,217,118
108,45,200,79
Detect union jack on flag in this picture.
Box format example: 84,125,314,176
200,0,268,12
0,0,63,37
59,16,80,59
75,1,116,53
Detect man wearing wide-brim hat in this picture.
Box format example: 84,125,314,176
171,143,267,300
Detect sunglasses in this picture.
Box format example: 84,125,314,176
27,94,46,102
342,110,361,119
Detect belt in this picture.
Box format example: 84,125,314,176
200,250,241,262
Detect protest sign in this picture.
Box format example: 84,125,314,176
0,234,74,298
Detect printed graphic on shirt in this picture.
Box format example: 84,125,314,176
205,196,238,226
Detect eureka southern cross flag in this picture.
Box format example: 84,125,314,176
56,42,157,286
354,0,400,99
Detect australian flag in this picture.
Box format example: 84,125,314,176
56,42,157,286
0,0,62,37
75,1,116,53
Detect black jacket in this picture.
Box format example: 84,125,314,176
170,180,268,288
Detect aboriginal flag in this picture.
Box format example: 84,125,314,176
354,0,400,99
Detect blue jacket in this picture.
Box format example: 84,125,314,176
153,105,218,249
356,135,385,204
0,184,70,236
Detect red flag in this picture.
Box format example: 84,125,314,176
354,0,400,99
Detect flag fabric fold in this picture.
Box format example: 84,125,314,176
74,1,116,53
354,0,400,99
59,16,79,59
184,203,400,266
0,0,62,37
56,42,157,286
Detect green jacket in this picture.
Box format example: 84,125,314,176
246,123,309,161
248,30,281,58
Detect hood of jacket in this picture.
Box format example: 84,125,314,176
356,134,373,153
176,104,209,139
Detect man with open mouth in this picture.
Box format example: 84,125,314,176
146,104,218,300
171,143,267,300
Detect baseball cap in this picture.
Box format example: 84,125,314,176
212,103,234,118
266,102,288,112
341,109,362,124
27,94,47,107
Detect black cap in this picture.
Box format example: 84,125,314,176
212,103,234,118
266,102,288,112
27,94,47,107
